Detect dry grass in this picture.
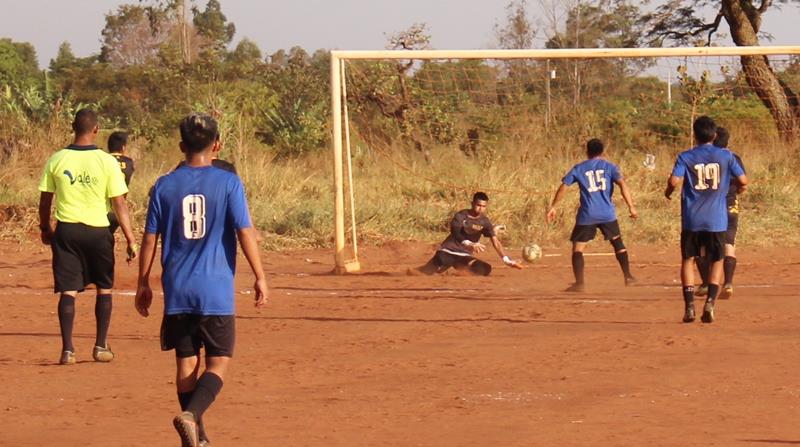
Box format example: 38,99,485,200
1,121,799,253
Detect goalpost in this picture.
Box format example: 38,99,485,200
330,46,800,274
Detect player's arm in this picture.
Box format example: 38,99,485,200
38,192,54,245
546,183,568,222
735,174,749,194
134,232,158,317
489,235,523,269
664,175,681,200
110,195,138,262
237,227,269,307
614,178,638,219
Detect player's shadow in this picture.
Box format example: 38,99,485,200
0,331,157,341
237,315,666,325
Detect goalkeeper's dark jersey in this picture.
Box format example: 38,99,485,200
438,209,495,256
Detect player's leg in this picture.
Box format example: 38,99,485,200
694,255,710,296
51,222,88,364
165,314,204,447
601,221,635,285
180,316,235,446
567,223,594,291
680,231,700,323
466,258,492,276
720,213,738,299
414,251,453,275
87,226,116,361
700,232,726,323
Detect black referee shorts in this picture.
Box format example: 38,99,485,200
51,222,114,293
570,220,621,243
161,314,236,358
681,231,726,261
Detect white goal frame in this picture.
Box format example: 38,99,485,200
330,45,800,274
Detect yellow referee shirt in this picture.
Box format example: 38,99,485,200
38,145,128,227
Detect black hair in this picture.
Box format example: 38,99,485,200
179,113,219,153
72,108,98,136
107,131,128,153
693,115,717,144
472,191,489,203
713,126,730,149
586,138,604,158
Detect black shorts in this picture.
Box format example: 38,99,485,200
51,222,114,293
726,213,738,246
161,314,236,358
570,220,621,243
681,231,726,261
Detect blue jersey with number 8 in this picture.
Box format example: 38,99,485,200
563,158,622,225
146,165,251,315
671,143,744,232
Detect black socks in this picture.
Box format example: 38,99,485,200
571,252,585,285
723,256,737,285
95,294,112,347
615,251,632,279
707,284,720,303
58,294,76,352
187,372,224,420
682,286,694,305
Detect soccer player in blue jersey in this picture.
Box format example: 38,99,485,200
134,113,268,447
665,116,748,324
547,138,638,292
694,127,746,300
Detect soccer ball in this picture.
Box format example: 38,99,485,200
522,244,543,263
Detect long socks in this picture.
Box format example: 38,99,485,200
572,252,585,285
95,294,112,347
615,251,632,279
723,256,737,285
58,294,76,352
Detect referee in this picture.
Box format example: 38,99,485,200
38,109,138,365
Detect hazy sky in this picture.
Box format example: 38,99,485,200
1,0,798,67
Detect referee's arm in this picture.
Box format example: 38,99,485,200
38,192,54,244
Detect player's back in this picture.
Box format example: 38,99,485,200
674,143,743,232
111,153,135,185
146,165,251,315
564,158,620,225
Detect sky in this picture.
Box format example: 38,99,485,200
0,0,798,68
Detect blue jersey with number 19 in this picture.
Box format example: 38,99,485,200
671,143,744,232
562,158,622,225
145,165,251,316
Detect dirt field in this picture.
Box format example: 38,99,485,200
1,239,799,446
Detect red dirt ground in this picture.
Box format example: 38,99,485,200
1,239,799,446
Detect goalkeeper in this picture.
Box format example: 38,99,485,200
411,191,523,276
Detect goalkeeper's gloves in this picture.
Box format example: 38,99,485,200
462,240,486,253
503,255,524,269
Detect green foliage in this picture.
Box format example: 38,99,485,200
0,38,40,89
193,0,235,62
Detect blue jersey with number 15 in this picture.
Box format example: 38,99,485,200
671,143,744,232
563,158,622,225
145,165,251,316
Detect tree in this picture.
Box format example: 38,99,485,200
100,4,174,67
641,0,800,141
192,0,235,62
224,38,262,76
0,38,39,87
494,0,536,49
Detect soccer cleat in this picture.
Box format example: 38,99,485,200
199,440,212,447
565,283,585,293
694,285,708,297
173,411,200,447
701,301,715,323
624,276,637,286
719,284,734,300
59,350,76,365
93,345,115,363
682,304,696,323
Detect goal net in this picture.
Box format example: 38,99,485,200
330,47,800,273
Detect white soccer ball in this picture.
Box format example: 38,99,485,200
522,244,543,263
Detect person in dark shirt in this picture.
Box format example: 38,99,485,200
410,191,523,276
694,127,745,300
107,131,134,234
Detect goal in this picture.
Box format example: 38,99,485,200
330,46,800,274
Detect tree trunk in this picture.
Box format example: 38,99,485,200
722,0,800,142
